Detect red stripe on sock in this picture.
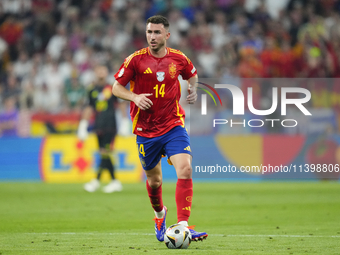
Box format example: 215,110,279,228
176,178,193,222
146,180,163,212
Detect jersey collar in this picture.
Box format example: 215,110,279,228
147,47,169,57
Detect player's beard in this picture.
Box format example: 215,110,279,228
150,40,165,53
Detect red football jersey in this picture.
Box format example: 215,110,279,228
114,47,197,138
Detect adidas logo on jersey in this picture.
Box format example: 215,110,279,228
144,67,152,74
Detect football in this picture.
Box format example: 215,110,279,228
164,224,192,249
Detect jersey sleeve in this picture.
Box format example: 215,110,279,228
114,55,136,86
180,55,197,80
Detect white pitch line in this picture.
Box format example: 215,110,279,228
24,233,340,238
226,234,340,238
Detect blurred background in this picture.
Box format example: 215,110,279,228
1,0,340,182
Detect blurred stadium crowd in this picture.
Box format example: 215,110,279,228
1,0,340,136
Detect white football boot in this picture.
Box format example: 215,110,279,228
102,179,123,193
84,179,100,192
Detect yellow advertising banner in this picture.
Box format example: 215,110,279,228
40,134,143,183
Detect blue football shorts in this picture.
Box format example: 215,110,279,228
136,125,192,170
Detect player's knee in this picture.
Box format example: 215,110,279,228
177,165,192,179
148,177,162,189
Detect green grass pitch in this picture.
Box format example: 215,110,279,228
0,181,339,254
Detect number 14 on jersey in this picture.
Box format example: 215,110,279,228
153,84,165,98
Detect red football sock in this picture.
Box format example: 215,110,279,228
176,178,193,222
146,180,163,212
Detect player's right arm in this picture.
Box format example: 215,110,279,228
112,80,153,111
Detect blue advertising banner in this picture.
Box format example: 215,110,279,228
0,137,42,180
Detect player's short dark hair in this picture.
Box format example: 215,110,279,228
146,15,169,30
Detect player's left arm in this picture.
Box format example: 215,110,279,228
186,74,198,104
180,53,198,104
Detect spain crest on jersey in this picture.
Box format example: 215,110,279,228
169,63,176,79
156,72,165,82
